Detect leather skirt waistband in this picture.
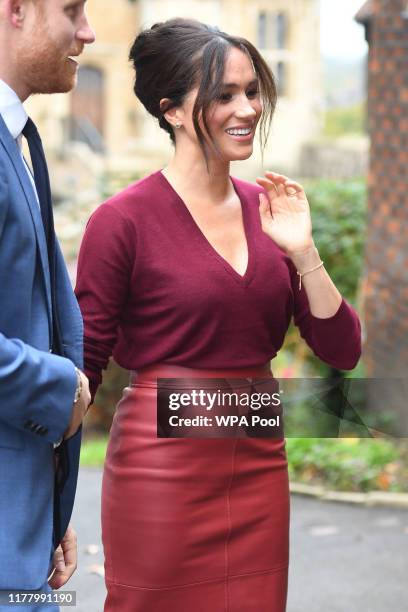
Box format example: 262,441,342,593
129,362,272,389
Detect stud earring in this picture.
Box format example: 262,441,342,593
175,122,182,129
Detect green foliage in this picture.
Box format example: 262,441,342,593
83,360,129,431
305,177,366,305
80,435,407,493
323,103,366,138
281,177,367,375
285,438,404,492
100,170,141,201
94,360,129,414
80,436,109,467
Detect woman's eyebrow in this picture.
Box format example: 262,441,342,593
222,78,259,89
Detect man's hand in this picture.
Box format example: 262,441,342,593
48,525,77,590
64,369,91,439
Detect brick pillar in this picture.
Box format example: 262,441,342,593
357,0,408,431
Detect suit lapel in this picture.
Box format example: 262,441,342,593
0,116,53,327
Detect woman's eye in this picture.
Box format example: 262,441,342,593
218,93,232,102
247,89,259,99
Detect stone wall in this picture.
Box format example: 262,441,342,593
299,137,369,179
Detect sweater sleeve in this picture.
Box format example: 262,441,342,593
287,258,362,370
75,204,135,400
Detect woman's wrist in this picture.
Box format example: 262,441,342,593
288,243,321,273
288,244,325,291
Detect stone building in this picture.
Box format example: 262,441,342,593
356,0,408,427
26,0,322,181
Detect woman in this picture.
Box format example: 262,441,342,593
75,18,361,612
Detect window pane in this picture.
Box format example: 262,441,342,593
277,13,287,49
258,11,267,48
277,61,286,96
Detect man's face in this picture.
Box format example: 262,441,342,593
18,0,95,95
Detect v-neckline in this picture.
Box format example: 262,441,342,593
157,170,255,286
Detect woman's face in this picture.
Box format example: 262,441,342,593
180,47,263,162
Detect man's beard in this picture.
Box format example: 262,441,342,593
19,36,77,95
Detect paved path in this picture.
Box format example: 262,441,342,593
67,468,408,611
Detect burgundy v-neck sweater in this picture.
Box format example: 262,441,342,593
75,171,361,398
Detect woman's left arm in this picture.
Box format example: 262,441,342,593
256,171,362,369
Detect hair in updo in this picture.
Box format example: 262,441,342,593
129,18,277,157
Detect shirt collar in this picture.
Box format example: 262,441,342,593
0,79,28,140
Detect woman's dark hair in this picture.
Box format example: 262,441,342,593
129,18,277,159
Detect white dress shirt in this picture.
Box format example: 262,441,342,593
0,78,39,202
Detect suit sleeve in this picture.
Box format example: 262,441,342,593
287,258,362,370
75,204,135,400
0,157,77,443
0,335,77,443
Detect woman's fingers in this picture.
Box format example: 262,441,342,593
258,193,274,234
265,171,289,183
283,180,305,197
264,171,305,196
256,176,276,192
258,174,305,197
284,183,300,198
259,192,272,217
257,175,306,207
256,177,278,197
283,180,302,190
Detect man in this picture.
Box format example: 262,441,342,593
0,0,95,608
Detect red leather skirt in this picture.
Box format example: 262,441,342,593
102,364,289,611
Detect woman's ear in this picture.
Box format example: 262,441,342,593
160,98,183,130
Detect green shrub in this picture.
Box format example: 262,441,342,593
323,103,366,138
80,435,407,493
306,177,366,304
279,177,367,376
285,438,403,492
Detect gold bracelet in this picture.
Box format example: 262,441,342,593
297,261,324,291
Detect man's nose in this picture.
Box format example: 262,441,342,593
77,17,96,45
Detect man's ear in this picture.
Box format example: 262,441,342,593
159,98,183,130
6,0,28,28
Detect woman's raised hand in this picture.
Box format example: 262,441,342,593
256,171,314,255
